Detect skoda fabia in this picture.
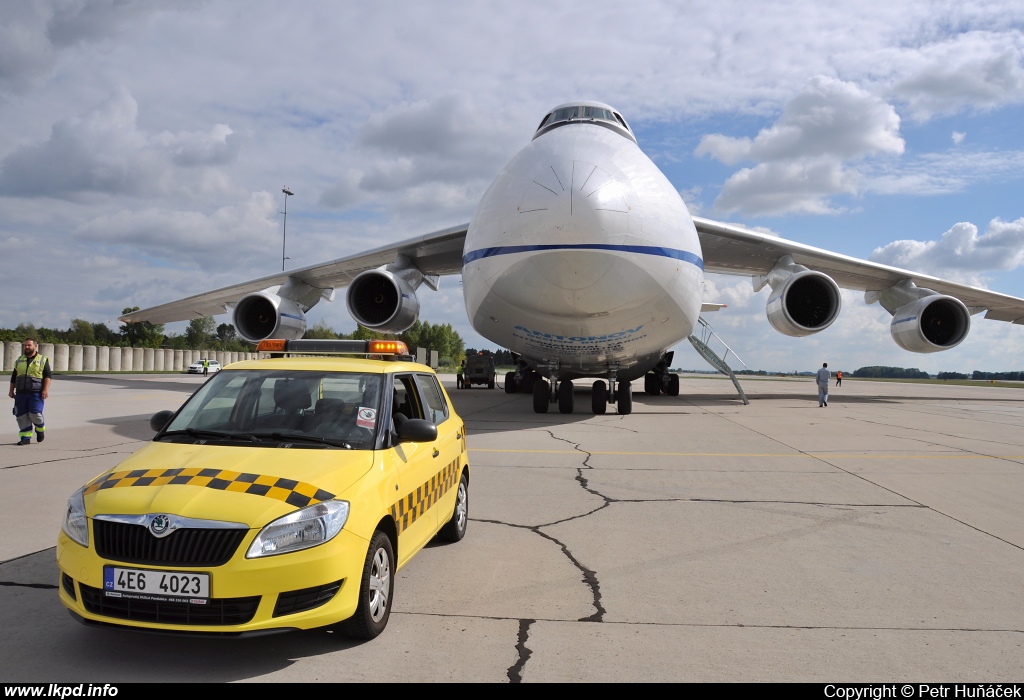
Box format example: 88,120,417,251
57,339,469,639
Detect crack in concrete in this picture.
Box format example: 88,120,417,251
473,517,607,623
0,580,58,590
506,618,534,683
1,449,129,470
397,611,1024,634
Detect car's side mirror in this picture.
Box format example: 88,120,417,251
397,419,437,443
150,410,175,432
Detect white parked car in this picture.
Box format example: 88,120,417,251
187,359,222,374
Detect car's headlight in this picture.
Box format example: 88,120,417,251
62,487,89,548
246,500,350,558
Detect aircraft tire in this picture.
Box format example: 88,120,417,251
668,373,680,396
520,372,536,394
644,373,658,395
616,380,632,415
532,379,549,413
558,380,574,414
592,381,607,414
504,372,518,394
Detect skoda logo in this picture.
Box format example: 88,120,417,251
149,514,172,537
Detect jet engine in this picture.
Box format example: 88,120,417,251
759,257,841,337
346,269,420,333
889,295,970,353
233,292,307,342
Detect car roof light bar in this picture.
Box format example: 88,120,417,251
256,338,412,359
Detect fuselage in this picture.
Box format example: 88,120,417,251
462,102,704,382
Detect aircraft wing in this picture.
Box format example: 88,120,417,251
694,216,1024,324
120,223,469,324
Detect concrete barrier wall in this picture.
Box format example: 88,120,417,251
54,344,69,371
69,345,83,371
83,345,97,371
12,343,255,374
5,342,20,372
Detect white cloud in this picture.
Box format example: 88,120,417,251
0,88,241,199
952,131,966,145
73,192,280,270
0,0,175,93
870,217,1024,275
697,77,903,215
890,37,1024,120
320,94,519,218
713,158,860,216
696,77,904,165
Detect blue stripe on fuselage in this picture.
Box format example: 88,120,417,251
462,244,703,270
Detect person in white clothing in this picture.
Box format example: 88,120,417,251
816,362,831,407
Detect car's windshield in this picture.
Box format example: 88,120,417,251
160,369,384,449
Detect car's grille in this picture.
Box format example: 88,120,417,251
93,520,248,567
273,580,343,618
61,573,77,601
80,584,260,626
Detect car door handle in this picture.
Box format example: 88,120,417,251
432,449,440,458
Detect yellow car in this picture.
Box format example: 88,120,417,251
57,339,469,639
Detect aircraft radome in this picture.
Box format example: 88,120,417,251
123,101,1024,415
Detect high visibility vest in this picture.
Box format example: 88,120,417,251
14,354,49,393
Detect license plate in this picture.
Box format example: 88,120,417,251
103,566,210,603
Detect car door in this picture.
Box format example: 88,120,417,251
388,373,439,565
414,372,463,532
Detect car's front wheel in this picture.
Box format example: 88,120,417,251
341,530,394,640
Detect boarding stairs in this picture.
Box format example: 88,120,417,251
687,316,749,405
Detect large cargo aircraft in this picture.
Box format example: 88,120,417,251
122,101,1024,415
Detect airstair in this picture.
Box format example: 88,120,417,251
687,316,749,405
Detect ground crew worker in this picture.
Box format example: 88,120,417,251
836,370,842,387
9,338,51,445
456,361,465,390
202,357,210,376
816,362,831,407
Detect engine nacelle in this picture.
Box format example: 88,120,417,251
890,295,970,353
233,292,307,343
765,270,842,337
346,269,420,332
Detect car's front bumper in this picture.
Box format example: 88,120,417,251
57,526,370,634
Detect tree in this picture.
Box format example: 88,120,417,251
400,320,464,364
68,319,95,345
92,322,119,346
120,307,165,348
303,320,339,339
216,323,237,344
185,316,216,348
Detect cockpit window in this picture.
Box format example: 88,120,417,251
533,104,636,144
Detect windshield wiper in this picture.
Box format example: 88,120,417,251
158,428,257,442
249,432,353,449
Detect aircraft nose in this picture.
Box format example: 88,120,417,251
517,160,632,245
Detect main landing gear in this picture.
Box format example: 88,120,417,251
643,352,679,397
532,374,632,416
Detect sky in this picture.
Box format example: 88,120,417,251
1,0,1023,374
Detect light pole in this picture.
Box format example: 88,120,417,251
280,187,294,271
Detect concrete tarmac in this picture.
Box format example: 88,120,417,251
1,373,1022,682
